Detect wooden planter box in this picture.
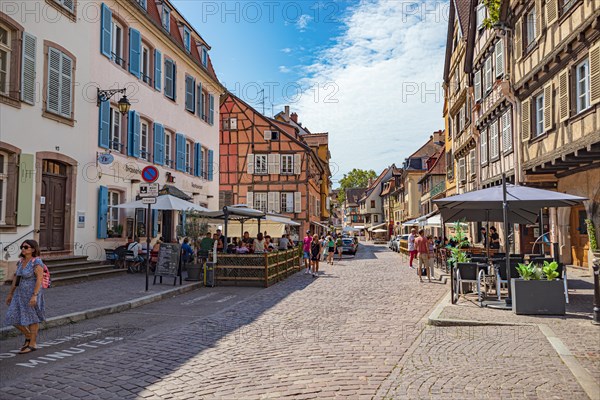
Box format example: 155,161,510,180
511,279,566,315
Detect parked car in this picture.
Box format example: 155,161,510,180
341,238,358,255
398,234,409,253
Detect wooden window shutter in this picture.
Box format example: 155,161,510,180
294,192,302,213
185,76,195,112
47,48,61,115
100,4,112,59
515,18,523,61
98,100,111,149
208,150,214,181
268,153,280,174
590,42,600,105
21,32,37,105
273,191,281,213
267,192,276,213
558,68,570,122
490,120,499,159
154,49,162,91
97,186,109,239
129,28,142,79
485,57,493,92
246,191,253,208
154,123,165,165
502,110,513,152
546,0,558,26
543,83,553,132
247,153,254,174
294,154,301,175
474,70,482,102
535,0,543,39
480,127,488,164
521,98,531,142
495,40,504,78
59,53,73,118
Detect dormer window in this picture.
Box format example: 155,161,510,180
183,27,191,52
135,0,147,10
201,47,208,67
162,5,171,31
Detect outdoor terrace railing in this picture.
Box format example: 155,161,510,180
431,181,446,197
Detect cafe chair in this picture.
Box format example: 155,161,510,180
124,250,142,273
495,260,521,300
455,262,486,305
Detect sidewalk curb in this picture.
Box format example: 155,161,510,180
427,291,600,400
0,282,203,338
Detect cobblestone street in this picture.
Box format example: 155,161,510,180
0,244,595,399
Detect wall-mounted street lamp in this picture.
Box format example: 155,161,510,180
97,88,131,115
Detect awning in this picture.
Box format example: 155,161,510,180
401,218,420,227
266,214,301,226
368,222,386,231
311,221,329,230
354,225,365,229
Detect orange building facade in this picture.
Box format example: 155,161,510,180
219,93,325,241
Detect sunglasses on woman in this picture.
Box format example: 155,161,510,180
20,245,31,250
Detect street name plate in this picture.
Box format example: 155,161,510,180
139,183,159,197
142,197,157,204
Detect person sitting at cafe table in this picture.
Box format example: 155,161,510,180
213,233,224,252
236,241,250,254
198,232,213,262
264,235,276,252
278,234,290,250
241,231,253,249
489,227,500,249
253,233,266,253
227,238,238,254
181,238,194,263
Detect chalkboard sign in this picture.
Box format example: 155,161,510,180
153,243,181,285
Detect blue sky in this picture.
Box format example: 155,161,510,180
173,0,450,185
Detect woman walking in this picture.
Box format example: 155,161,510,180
310,234,322,277
5,240,46,354
335,236,343,261
326,235,335,265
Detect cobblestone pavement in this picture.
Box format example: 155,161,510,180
0,244,593,399
439,267,600,386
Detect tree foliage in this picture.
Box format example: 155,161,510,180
483,0,501,30
337,169,378,203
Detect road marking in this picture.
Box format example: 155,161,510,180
215,295,236,303
181,292,217,305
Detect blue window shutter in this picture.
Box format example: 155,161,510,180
98,100,110,149
152,210,158,237
153,123,164,165
141,0,147,10
172,62,177,100
129,28,141,78
194,143,201,176
199,146,204,177
209,94,214,125
208,150,214,181
185,76,195,112
164,58,172,98
175,133,185,171
97,186,108,239
181,211,187,236
154,49,162,91
101,4,112,58
197,82,203,119
128,111,141,157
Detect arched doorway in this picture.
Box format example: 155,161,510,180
39,160,68,251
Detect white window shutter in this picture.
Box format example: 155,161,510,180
543,83,553,132
21,32,37,105
294,192,302,213
267,192,276,213
515,18,523,61
485,57,493,92
60,53,73,118
490,120,499,159
590,42,600,105
546,0,558,26
268,153,279,174
502,110,513,152
495,40,504,78
273,191,281,213
246,191,254,208
535,0,543,39
558,68,570,122
264,130,272,140
480,128,488,164
474,70,482,102
522,98,531,142
247,153,254,174
47,48,61,115
294,154,301,175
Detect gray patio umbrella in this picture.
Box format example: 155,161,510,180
433,178,587,307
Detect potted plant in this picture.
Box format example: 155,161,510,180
183,211,209,282
586,219,599,273
511,261,566,315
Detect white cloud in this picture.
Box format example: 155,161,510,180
281,47,292,54
294,0,449,185
296,14,314,30
279,65,291,73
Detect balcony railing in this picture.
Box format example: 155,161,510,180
431,181,446,197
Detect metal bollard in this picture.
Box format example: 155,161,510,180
593,257,600,325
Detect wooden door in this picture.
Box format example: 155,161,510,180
570,206,589,268
39,161,67,251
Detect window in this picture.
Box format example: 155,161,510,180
469,149,476,177
165,132,173,167
53,0,75,12
281,154,294,174
185,75,195,112
446,150,454,179
459,157,466,182
316,199,321,217
525,8,536,49
490,120,499,160
502,109,512,153
110,108,122,151
281,192,294,213
164,59,176,100
476,4,486,30
254,193,267,213
183,27,191,52
0,153,6,224
185,141,191,174
459,106,465,132
141,44,151,85
575,58,590,113
107,190,121,237
46,47,74,119
370,200,375,208
162,5,171,31
254,154,267,175
484,56,493,93
534,93,545,137
135,0,147,10
111,20,124,67
140,121,149,160
201,148,207,179
374,215,378,223
0,25,10,96
562,0,578,14
201,47,208,67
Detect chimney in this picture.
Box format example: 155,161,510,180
284,105,290,117
291,112,298,123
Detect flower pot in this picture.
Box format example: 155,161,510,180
511,279,565,315
185,263,203,282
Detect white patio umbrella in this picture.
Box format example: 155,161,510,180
114,194,210,211
372,228,387,233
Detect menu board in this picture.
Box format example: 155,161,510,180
154,243,181,278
